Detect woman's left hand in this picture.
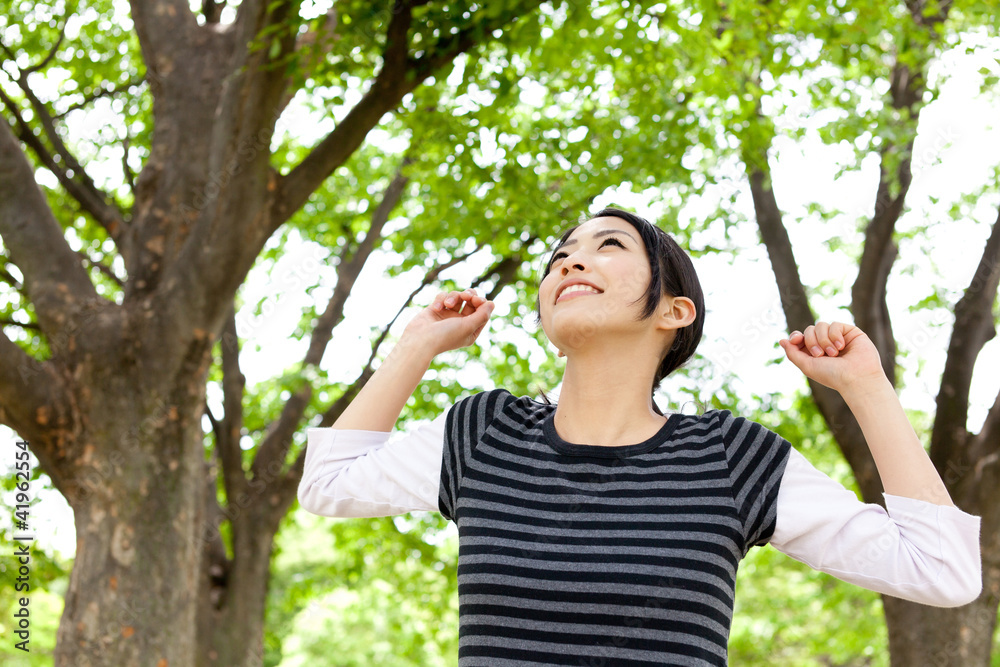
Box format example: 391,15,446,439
779,321,886,395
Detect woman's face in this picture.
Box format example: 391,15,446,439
538,216,656,353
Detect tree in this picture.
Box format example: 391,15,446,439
724,2,1000,663
0,1,549,664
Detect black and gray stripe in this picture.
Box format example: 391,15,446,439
440,389,790,666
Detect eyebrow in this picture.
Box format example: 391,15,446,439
552,228,638,253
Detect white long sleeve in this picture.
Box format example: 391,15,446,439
296,412,446,517
769,447,982,607
297,414,982,607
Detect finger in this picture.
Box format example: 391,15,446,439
444,291,473,311
801,324,824,357
787,330,805,347
813,321,836,357
829,321,846,350
462,291,488,312
456,290,485,306
431,292,460,312
468,302,494,340
779,337,815,372
462,296,495,317
431,291,451,311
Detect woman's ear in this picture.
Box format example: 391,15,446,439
656,296,697,332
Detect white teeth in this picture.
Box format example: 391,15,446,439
560,284,600,298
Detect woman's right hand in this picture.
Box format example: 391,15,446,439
401,288,495,358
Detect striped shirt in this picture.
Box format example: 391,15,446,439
439,389,790,666
298,390,983,664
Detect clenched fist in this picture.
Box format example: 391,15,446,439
779,321,887,395
401,288,495,359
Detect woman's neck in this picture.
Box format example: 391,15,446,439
550,346,668,447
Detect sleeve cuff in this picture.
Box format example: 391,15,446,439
882,492,982,529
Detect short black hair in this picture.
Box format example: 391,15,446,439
536,207,706,400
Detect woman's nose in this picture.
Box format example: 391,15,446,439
559,250,588,274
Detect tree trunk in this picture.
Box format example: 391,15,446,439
883,591,998,666
54,357,210,666
196,482,296,667
0,1,607,663
197,529,276,667
882,459,1000,666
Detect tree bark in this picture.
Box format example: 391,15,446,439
54,331,213,666
883,460,1000,667
197,490,293,667
883,594,999,667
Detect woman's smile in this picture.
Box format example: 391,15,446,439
555,280,604,302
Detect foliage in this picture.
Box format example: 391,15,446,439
0,460,69,664
265,511,459,667
0,520,69,665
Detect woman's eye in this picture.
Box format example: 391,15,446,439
549,238,623,268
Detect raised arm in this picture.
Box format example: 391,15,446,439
297,288,494,518
775,321,981,607
779,321,953,507
333,288,495,432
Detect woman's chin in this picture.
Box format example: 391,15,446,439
545,318,604,351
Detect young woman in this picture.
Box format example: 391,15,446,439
298,208,981,666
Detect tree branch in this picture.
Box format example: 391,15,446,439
271,1,543,228
128,0,199,77
0,118,99,334
250,163,410,481
745,165,815,332
319,245,482,422
932,205,1000,469
121,133,136,195
197,450,232,613
0,82,126,244
305,163,410,367
23,21,67,76
0,264,23,291
274,245,485,505
149,0,298,344
78,251,124,288
279,446,308,502
202,0,225,24
470,243,533,300
0,318,41,332
216,308,248,503
972,386,1000,461
53,77,147,120
270,2,417,226
745,147,884,503
277,6,339,114
0,331,76,491
850,59,927,386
